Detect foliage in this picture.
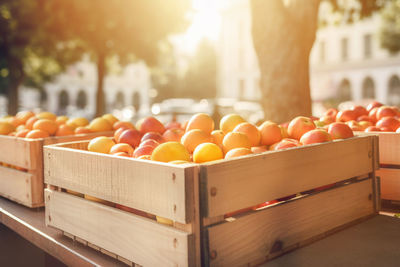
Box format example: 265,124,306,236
380,0,400,54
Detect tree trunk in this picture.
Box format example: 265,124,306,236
95,52,106,117
251,0,320,123
7,61,24,115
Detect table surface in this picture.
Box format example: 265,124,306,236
1,195,400,267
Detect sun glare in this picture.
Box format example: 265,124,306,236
179,0,221,54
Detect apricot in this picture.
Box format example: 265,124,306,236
36,111,57,121
259,121,282,146
211,130,225,148
26,129,50,139
186,113,214,135
141,132,165,143
151,142,190,162
133,145,155,158
16,129,30,138
113,121,135,130
88,136,115,154
165,121,181,130
137,116,165,135
222,132,251,154
181,129,213,154
376,106,396,120
33,119,58,135
139,139,160,148
75,127,93,135
69,117,89,128
327,122,354,140
163,128,184,142
88,118,113,132
224,147,252,159
220,114,245,134
16,111,35,124
288,116,316,140
376,117,400,132
193,143,223,163
300,129,332,145
233,122,261,147
25,117,39,130
0,122,15,135
55,124,75,136
110,143,134,157
102,114,119,126
118,129,142,148
55,116,69,126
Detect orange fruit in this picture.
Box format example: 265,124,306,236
259,121,282,146
102,114,119,126
36,111,57,121
16,129,30,138
211,130,225,148
55,124,75,137
88,118,113,132
110,143,134,157
233,122,261,147
9,117,24,127
16,111,35,124
55,116,69,126
225,147,252,160
193,143,223,163
113,121,135,130
220,114,245,134
181,129,213,154
26,129,50,139
68,117,89,128
88,136,115,154
222,132,251,154
25,117,39,130
0,122,16,135
151,142,190,162
186,113,214,134
33,119,58,135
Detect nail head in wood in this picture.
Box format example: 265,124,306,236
173,238,178,248
270,240,283,254
368,193,372,200
210,187,217,197
210,250,217,260
368,151,372,158
173,204,177,213
172,173,176,182
48,215,51,222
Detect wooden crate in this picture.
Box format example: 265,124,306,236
0,132,113,208
357,131,400,203
44,136,379,267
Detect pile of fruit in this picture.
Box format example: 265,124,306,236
87,112,355,164
319,101,400,132
0,111,119,138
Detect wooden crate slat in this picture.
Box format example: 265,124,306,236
203,136,375,217
42,131,114,146
377,168,400,201
45,189,194,267
0,136,42,169
44,145,193,223
206,179,375,266
0,165,40,207
375,132,400,165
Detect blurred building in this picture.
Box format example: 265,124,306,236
218,1,400,108
43,58,151,119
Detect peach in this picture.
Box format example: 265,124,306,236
259,121,282,145
271,140,300,151
163,128,184,142
288,116,316,140
222,132,251,154
368,107,379,123
300,129,332,145
376,117,400,132
327,122,354,140
112,152,130,157
233,122,261,147
113,121,135,130
380,127,392,132
141,132,165,144
279,125,289,138
133,145,155,158
357,115,374,123
55,124,75,136
16,129,30,138
336,110,357,122
219,114,246,134
319,115,335,125
351,105,368,118
346,120,363,131
224,147,252,159
33,119,58,135
358,121,373,130
137,116,165,135
110,143,134,157
118,129,142,148
139,139,160,148
181,129,213,154
366,101,383,112
376,106,397,120
186,113,214,134
114,127,128,142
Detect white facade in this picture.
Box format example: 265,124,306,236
218,0,400,109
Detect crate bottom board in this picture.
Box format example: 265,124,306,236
377,168,400,201
45,189,195,267
0,165,43,208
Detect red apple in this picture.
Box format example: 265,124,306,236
114,127,129,142
376,106,397,120
336,110,357,122
351,105,368,118
366,101,383,112
300,129,333,145
368,107,379,123
376,117,400,132
328,122,354,139
357,115,374,123
137,116,165,135
133,145,155,158
165,121,182,130
118,129,142,148
320,115,335,125
324,108,338,119
287,116,316,140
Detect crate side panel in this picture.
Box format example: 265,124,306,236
205,136,374,217
45,189,193,267
207,179,374,266
377,133,400,165
0,136,42,169
0,165,36,207
45,146,189,223
42,131,114,146
377,168,400,201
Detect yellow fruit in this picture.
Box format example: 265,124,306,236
156,216,173,226
186,113,214,134
56,116,69,126
193,143,223,163
151,142,190,162
36,111,57,121
181,129,213,154
16,111,35,123
222,132,251,154
220,114,246,134
88,118,113,132
88,136,115,154
0,122,16,135
102,114,119,125
69,117,89,127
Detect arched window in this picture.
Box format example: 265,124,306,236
132,91,140,112
388,75,400,106
76,90,87,109
58,90,69,111
362,77,375,99
40,90,47,108
338,79,352,102
114,91,125,109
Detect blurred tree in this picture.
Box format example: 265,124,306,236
49,0,190,116
250,0,382,123
182,39,217,99
380,0,400,54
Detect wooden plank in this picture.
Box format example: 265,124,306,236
42,131,113,146
0,165,42,207
45,189,194,267
206,179,375,266
203,136,374,217
44,145,194,223
377,168,400,201
0,136,41,169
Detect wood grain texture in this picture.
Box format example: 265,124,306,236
203,136,374,217
0,165,37,207
42,131,113,146
377,168,400,201
0,136,41,169
45,189,194,267
206,179,375,267
44,145,195,223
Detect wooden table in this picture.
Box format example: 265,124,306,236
0,196,125,267
1,195,399,267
